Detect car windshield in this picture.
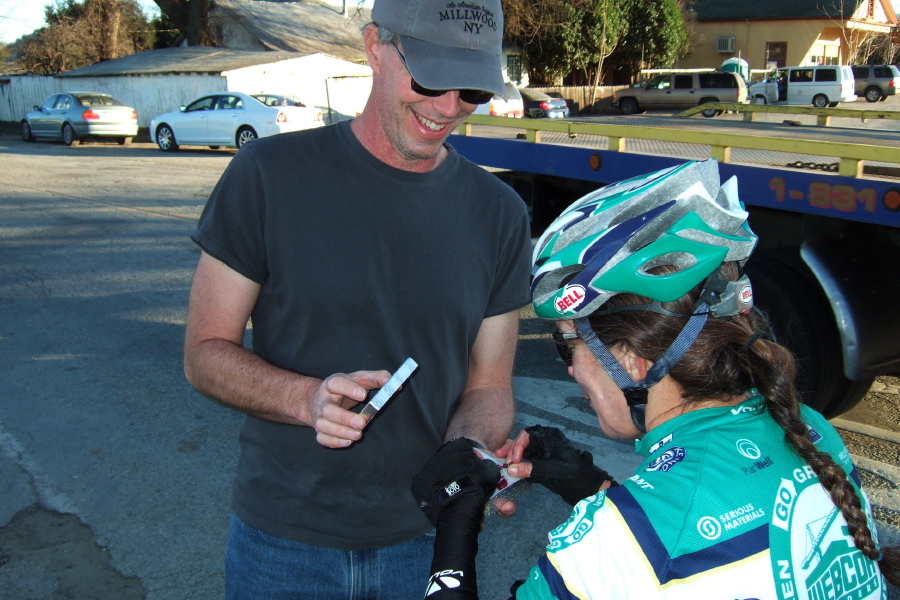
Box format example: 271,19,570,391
520,88,551,101
76,94,122,107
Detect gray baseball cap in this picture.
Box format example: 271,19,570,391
372,0,507,99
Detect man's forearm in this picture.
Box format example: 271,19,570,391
184,338,319,426
443,386,515,450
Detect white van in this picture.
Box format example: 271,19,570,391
748,66,856,107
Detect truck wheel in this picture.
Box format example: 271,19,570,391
744,249,872,417
753,95,768,105
864,87,882,102
618,98,638,115
812,94,830,109
700,99,721,118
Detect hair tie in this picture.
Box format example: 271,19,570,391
740,332,763,353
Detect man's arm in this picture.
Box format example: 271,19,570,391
183,251,389,447
443,309,519,451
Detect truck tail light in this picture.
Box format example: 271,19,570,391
82,109,100,120
130,110,137,120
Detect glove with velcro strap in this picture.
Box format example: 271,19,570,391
412,438,501,599
522,425,617,506
411,437,501,527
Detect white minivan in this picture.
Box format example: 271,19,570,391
748,66,857,108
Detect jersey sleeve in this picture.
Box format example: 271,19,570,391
513,492,638,600
191,144,269,284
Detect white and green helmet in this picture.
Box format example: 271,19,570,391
531,160,759,320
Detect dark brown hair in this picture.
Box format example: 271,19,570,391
587,263,898,586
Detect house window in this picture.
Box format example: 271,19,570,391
507,55,523,85
766,42,787,69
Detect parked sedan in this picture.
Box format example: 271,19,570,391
519,88,570,118
20,92,138,146
149,91,324,152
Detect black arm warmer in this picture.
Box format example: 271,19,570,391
423,494,484,599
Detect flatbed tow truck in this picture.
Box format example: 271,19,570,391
448,111,900,418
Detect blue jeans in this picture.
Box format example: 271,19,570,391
225,514,435,600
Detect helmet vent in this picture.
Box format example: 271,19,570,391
638,252,696,276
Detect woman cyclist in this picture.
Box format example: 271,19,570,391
410,160,898,599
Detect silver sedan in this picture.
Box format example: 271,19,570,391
20,92,139,146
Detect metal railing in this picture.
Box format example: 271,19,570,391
458,113,900,178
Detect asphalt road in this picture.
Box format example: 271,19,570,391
0,131,897,599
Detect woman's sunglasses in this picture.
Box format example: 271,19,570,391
390,43,495,105
551,332,581,367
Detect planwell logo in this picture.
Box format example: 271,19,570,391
555,284,586,314
736,438,762,460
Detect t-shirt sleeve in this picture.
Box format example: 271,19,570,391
484,189,532,318
191,145,269,284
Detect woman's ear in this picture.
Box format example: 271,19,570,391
618,346,651,382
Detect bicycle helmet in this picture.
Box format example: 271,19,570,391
531,159,757,320
531,160,759,433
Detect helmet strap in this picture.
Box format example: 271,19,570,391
574,301,709,434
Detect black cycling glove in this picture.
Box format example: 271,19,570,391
411,438,501,527
522,425,617,505
412,438,501,600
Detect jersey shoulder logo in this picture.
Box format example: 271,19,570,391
645,446,686,472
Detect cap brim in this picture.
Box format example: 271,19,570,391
399,36,508,100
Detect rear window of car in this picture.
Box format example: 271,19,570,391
814,68,838,82
698,73,738,88
874,66,896,78
76,95,122,106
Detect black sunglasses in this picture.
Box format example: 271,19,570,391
551,332,581,366
390,43,495,105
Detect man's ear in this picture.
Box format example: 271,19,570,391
363,25,384,74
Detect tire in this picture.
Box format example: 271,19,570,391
118,136,132,146
20,121,34,142
812,94,830,109
753,95,768,105
236,126,257,149
744,249,873,417
864,86,882,103
61,123,79,146
700,99,720,118
828,102,839,108
618,98,638,116
156,124,178,152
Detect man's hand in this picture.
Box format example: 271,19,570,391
504,425,616,505
307,370,391,448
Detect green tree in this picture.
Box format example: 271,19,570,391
607,0,689,79
502,0,632,91
20,0,154,74
151,0,214,46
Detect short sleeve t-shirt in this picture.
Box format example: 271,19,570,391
192,120,532,549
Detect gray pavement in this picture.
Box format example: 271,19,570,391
0,129,897,599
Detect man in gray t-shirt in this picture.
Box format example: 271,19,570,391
183,0,531,597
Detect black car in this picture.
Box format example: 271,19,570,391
520,88,570,118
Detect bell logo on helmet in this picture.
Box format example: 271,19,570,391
555,285,586,313
740,285,753,304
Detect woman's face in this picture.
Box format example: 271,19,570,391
558,321,643,440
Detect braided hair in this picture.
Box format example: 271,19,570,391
587,262,899,586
